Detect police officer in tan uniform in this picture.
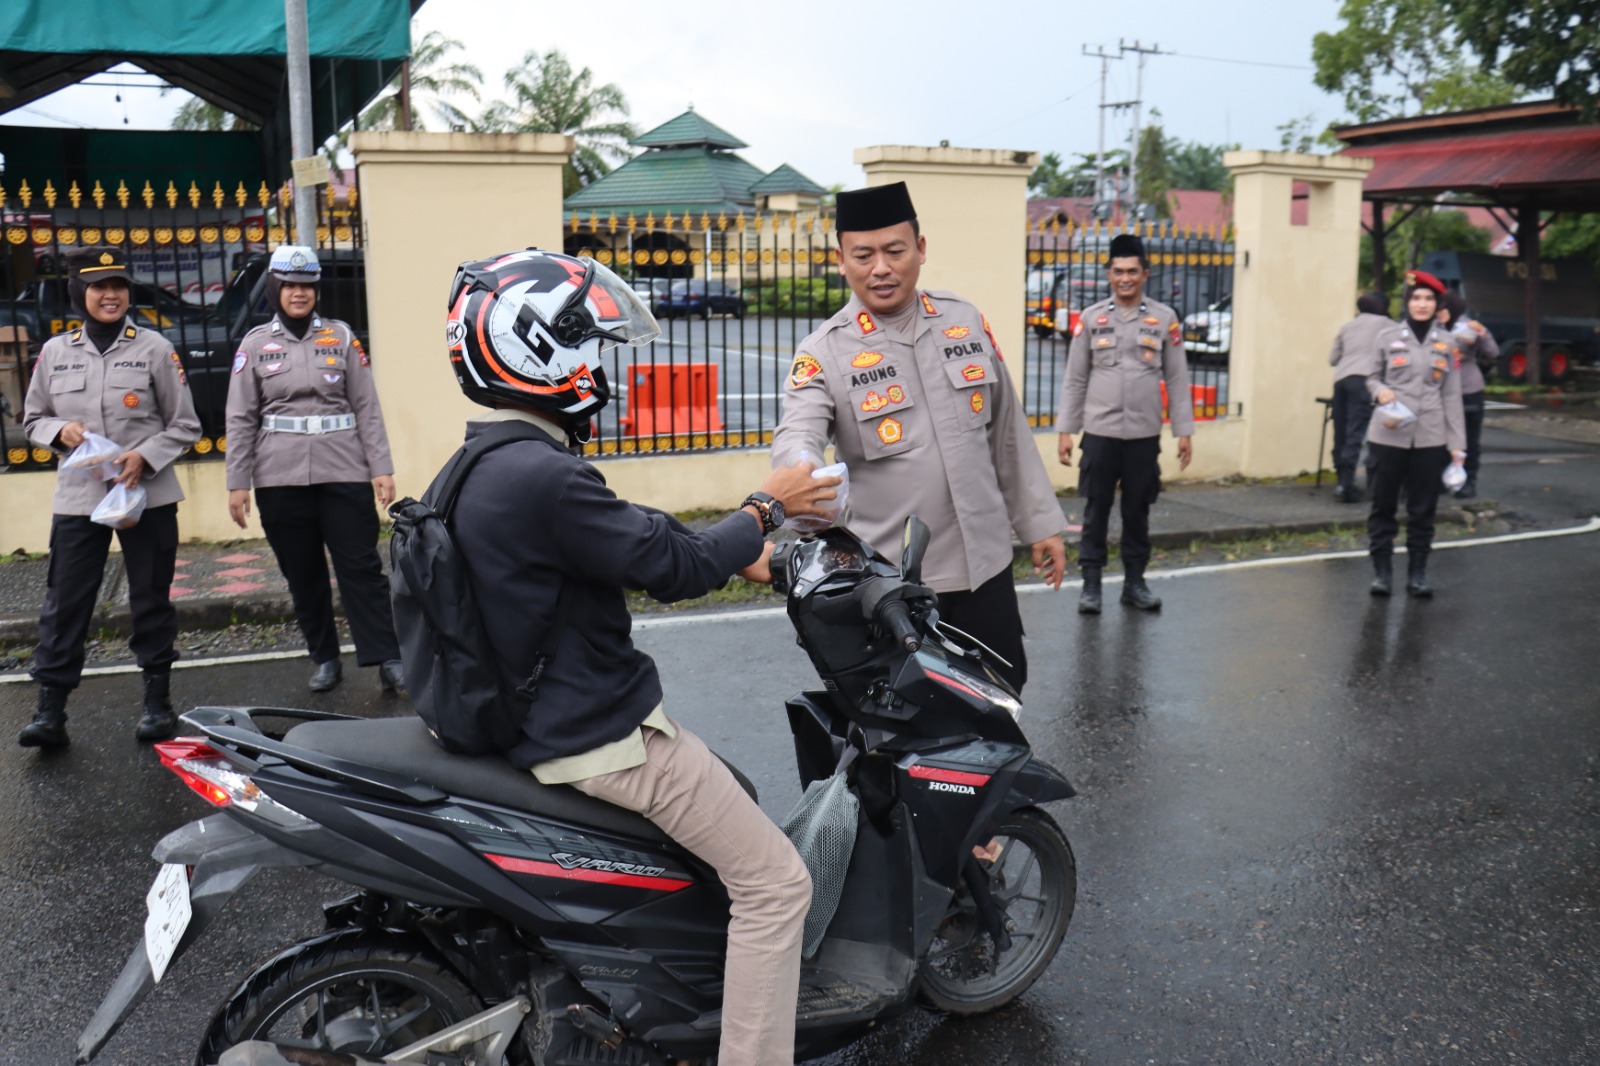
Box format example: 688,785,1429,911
19,246,201,749
1440,291,1496,499
225,246,403,692
1056,232,1193,614
1328,291,1392,503
772,182,1066,693
1364,269,1466,598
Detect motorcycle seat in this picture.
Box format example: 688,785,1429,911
283,716,758,846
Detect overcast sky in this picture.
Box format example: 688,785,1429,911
12,0,1348,191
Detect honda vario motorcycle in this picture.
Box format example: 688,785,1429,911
77,518,1077,1065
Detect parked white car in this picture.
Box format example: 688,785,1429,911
1183,295,1231,360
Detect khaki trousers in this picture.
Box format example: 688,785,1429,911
572,722,811,1066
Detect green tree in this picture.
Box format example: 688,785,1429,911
1312,0,1518,124
477,49,636,196
165,93,256,132
1134,118,1173,219
1029,152,1075,198
1167,141,1234,192
1359,207,1491,294
1446,0,1600,113
358,31,483,131
1544,213,1600,273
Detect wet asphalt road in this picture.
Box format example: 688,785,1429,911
2,445,1597,1064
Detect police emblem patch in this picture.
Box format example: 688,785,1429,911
1143,316,1161,325
1390,354,1409,368
876,417,903,445
962,364,985,382
970,391,984,414
231,351,248,375
861,391,888,413
262,343,283,353
851,351,884,368
943,326,970,339
887,384,905,404
122,392,139,408
315,336,341,347
1096,314,1110,326
789,353,824,388
323,373,342,384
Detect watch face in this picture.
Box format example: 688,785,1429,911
767,498,786,529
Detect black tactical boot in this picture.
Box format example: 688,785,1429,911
1454,479,1477,500
1338,467,1364,503
1077,567,1103,615
309,658,343,693
378,658,405,694
1406,552,1433,598
1370,555,1393,597
135,667,177,742
1120,560,1162,610
18,683,70,749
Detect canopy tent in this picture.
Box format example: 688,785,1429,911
0,0,421,184
1336,100,1600,385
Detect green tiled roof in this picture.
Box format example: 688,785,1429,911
750,163,825,196
566,146,768,214
631,110,747,150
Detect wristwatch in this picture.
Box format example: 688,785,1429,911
741,491,785,534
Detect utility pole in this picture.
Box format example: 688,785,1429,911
1119,40,1164,220
1082,44,1122,208
284,0,318,245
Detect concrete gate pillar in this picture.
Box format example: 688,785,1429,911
1223,150,1373,478
351,132,573,496
854,146,1039,392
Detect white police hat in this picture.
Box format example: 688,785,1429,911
269,245,322,282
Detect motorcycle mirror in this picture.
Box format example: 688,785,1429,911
900,515,930,583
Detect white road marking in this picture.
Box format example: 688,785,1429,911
5,517,1593,681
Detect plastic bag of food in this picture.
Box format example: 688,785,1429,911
1376,400,1416,430
59,432,123,481
90,482,147,529
784,455,849,534
1441,461,1467,491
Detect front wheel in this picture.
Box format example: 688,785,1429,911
196,930,483,1065
916,807,1076,1014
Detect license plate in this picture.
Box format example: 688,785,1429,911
144,863,192,983
1184,330,1205,344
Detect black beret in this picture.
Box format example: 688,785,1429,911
71,246,133,284
1105,232,1146,264
835,182,917,233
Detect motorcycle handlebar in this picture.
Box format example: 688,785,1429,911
880,598,922,653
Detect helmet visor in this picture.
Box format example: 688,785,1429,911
565,258,661,351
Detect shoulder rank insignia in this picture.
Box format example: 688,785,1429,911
943,325,970,340
856,310,878,335
354,337,369,366
789,353,824,388
851,351,884,368
124,326,137,338
980,315,1003,361
919,292,939,316
168,350,187,385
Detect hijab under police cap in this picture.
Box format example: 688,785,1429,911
835,182,917,233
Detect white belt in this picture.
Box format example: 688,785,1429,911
261,413,356,434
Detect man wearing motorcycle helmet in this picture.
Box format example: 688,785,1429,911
441,249,841,1066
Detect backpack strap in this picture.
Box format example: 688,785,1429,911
514,578,572,704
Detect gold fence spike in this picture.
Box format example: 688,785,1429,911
91,181,105,208
700,212,710,231
803,215,814,234
212,182,224,208
663,212,674,231
43,180,57,208
188,182,201,208
19,180,32,208
626,213,636,233
165,181,178,208
570,212,579,233
607,213,618,234
0,182,7,209
258,182,271,208
588,211,598,232
788,213,797,231
140,181,153,208
235,182,248,207
116,180,129,208
716,211,727,231
68,181,82,208
644,212,655,230
347,186,358,209
735,210,745,230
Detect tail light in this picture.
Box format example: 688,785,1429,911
154,739,310,825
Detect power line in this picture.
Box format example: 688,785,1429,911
965,78,1101,141
15,105,90,128
1165,50,1312,72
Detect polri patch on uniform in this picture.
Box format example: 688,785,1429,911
943,325,970,340
876,416,903,445
1093,336,1115,349
851,351,884,368
1168,321,1182,345
1390,354,1409,368
323,372,342,384
789,353,824,388
262,343,284,353
970,392,985,414
887,384,906,404
123,392,139,408
315,336,341,347
856,310,878,335
861,391,889,413
1095,314,1109,326
1138,335,1161,351
232,351,248,375
1143,316,1160,325
962,364,986,382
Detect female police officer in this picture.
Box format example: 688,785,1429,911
1365,270,1467,598
225,246,403,693
19,246,201,749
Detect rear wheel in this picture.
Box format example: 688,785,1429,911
196,931,483,1066
1033,323,1054,338
1544,346,1571,384
916,807,1076,1015
1501,343,1529,384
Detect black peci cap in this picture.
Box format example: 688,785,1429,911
835,182,917,233
1105,232,1146,265
70,246,133,284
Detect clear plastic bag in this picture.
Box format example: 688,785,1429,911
59,432,123,481
784,454,849,534
1442,461,1467,491
90,482,147,529
1376,400,1416,430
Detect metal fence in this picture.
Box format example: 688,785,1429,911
1018,220,1236,429
1,177,364,471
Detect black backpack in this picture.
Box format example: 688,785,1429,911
388,420,571,755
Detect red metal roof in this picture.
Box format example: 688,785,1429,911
1339,118,1600,210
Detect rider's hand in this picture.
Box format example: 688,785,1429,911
737,541,776,584
758,461,841,520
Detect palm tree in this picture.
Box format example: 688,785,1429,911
477,49,635,195
359,30,483,132
165,92,256,131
